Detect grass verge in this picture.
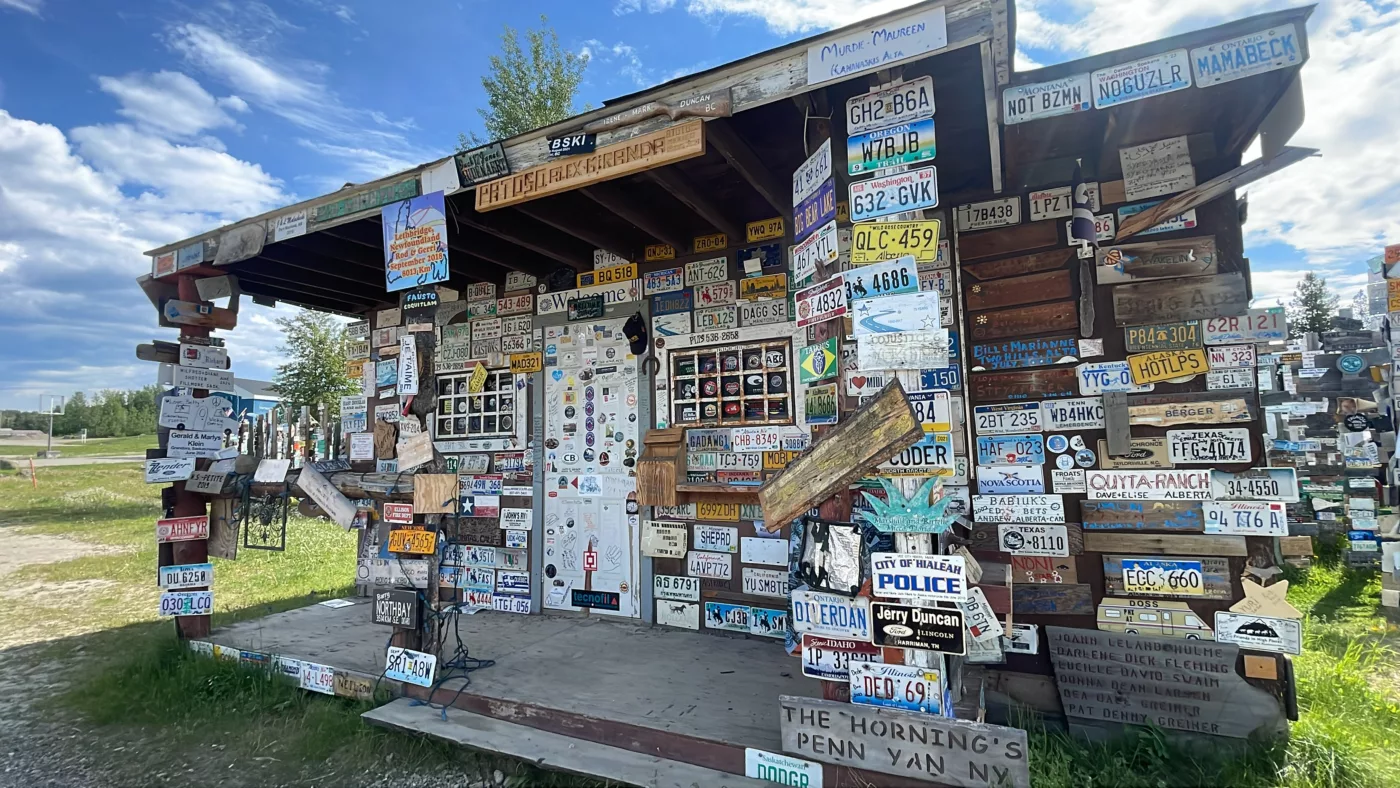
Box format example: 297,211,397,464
0,433,158,457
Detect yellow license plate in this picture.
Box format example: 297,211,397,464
388,529,437,555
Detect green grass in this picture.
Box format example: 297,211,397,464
0,433,158,457
1029,559,1400,788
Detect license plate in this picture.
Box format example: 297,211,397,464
849,662,941,714
801,634,883,681
976,434,1045,466
1077,361,1153,394
388,529,437,555
919,365,961,390
695,305,737,330
1121,559,1204,596
908,390,951,432
845,75,935,135
790,220,839,283
974,403,1043,435
1202,501,1287,536
1210,468,1298,502
1167,428,1251,464
1091,49,1192,108
159,590,213,617
385,646,437,687
1064,213,1115,242
794,276,848,327
1028,187,1073,221
654,574,700,602
849,166,939,222
159,562,213,590
1208,344,1256,369
844,256,918,300
955,197,1020,232
851,221,941,265
739,299,788,327
1040,396,1104,430
998,524,1069,556
847,118,936,175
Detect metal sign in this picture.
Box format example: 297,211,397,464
794,179,837,241
1077,361,1153,394
1190,24,1302,87
851,220,941,265
159,590,213,617
739,298,788,326
1211,467,1298,502
1167,428,1251,464
373,588,419,628
857,331,949,370
908,390,952,432
849,166,939,222
791,590,871,639
791,219,839,283
955,197,1020,232
157,515,209,543
1208,344,1256,369
871,553,966,603
456,142,509,185
1213,612,1302,654
846,75,936,136
1124,321,1203,353
1207,370,1254,390
1028,183,1099,222
686,550,732,580
654,574,700,602
1003,73,1092,124
1121,558,1205,596
850,662,945,713
977,464,1045,495
158,562,212,590
1127,348,1209,385
1040,396,1105,430
998,524,1069,556
385,646,437,687
1202,501,1287,536
792,138,833,204
794,276,847,327
870,603,966,655
976,434,1045,466
800,634,882,682
847,118,936,175
1091,49,1192,109
145,457,195,483
547,132,596,157
1085,470,1213,500
970,335,1078,370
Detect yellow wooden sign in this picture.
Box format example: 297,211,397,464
1126,348,1209,385
693,233,728,253
851,220,942,264
746,216,785,243
333,671,374,701
739,274,787,300
577,262,637,288
645,243,676,261
476,120,706,211
509,352,543,374
696,502,741,521
468,362,488,393
836,200,850,224
387,528,437,555
346,359,366,379
1389,279,1400,312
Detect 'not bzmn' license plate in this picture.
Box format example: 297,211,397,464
849,166,939,222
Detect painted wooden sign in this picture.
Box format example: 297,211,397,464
970,367,1078,401
1013,584,1094,615
1046,627,1287,738
1129,398,1251,427
1085,469,1212,500
778,696,1031,788
1112,273,1250,327
476,121,705,211
968,300,1077,342
963,248,1073,282
1126,348,1209,384
1096,237,1218,285
970,335,1079,370
1124,320,1202,352
1081,501,1203,531
1012,555,1078,584
581,88,731,133
965,269,1073,311
970,494,1065,524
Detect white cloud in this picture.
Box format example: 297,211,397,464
682,0,921,34
0,109,296,410
580,39,649,87
97,71,247,141
615,0,677,15
0,0,42,15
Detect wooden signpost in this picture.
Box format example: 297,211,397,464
1084,532,1247,556
969,300,1078,341
970,367,1079,401
760,381,921,527
1111,273,1249,326
962,248,1074,281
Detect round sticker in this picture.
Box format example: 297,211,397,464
1344,413,1369,431
583,449,595,461
1338,354,1366,375
1075,449,1096,468
1069,435,1086,451
1045,435,1069,454
1056,453,1075,470
564,406,576,419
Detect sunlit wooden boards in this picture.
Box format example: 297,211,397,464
1111,273,1250,326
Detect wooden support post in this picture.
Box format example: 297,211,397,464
169,274,211,640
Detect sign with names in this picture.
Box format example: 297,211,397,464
1077,361,1154,394
971,494,1064,524
167,430,224,459
172,365,234,393
857,330,949,370
1092,49,1192,110
805,6,948,86
1085,470,1213,500
1119,135,1196,201
849,165,939,222
1003,73,1092,124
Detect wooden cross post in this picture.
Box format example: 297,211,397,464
169,275,212,639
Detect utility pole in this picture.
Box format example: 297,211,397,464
40,394,64,459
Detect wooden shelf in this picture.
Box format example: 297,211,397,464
674,483,763,494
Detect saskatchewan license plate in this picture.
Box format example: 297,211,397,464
385,646,437,687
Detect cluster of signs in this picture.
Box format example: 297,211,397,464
185,633,399,699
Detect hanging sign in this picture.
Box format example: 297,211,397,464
849,166,939,222
806,5,948,86
870,603,966,654
1003,73,1092,124
382,191,450,293
847,119,936,175
791,590,872,639
1202,501,1287,536
1213,612,1302,654
1167,428,1251,464
794,179,837,242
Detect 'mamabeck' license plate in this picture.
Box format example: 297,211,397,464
848,166,939,222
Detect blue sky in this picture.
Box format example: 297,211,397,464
0,0,1395,410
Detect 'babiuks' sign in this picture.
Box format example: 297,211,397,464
382,191,450,292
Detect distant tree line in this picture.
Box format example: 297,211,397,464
0,387,160,437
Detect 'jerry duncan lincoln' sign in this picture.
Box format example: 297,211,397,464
476,120,705,211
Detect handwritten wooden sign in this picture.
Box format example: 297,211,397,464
970,368,1079,401
1126,390,1258,423
760,381,920,527
1096,236,1218,285
965,269,1073,311
970,335,1079,370
969,301,1077,341
962,248,1074,282
1128,398,1251,427
1013,584,1093,615
581,88,731,133
1011,556,1078,584
1047,627,1285,739
1111,273,1249,327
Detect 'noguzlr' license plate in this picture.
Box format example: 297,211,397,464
849,166,938,222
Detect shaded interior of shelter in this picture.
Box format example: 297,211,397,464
215,43,996,315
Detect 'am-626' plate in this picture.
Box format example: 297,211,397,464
849,166,938,222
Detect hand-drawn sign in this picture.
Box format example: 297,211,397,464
1085,470,1213,500
581,88,731,133
1213,612,1302,655
971,494,1065,524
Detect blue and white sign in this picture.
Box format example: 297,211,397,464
1116,201,1198,236
977,464,1046,495
745,749,825,788
846,118,936,175
1091,49,1192,109
651,289,692,315
158,562,213,590
973,402,1043,436
1190,24,1302,87
1077,361,1154,394
806,6,948,86
971,335,1079,370
643,267,684,296
919,364,961,391
976,434,1046,466
1337,354,1366,375
790,589,871,639
794,178,837,242
852,291,938,334
870,552,965,603
385,646,437,687
846,255,919,302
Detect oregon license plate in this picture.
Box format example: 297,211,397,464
159,590,213,617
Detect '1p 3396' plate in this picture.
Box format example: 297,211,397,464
848,166,938,222
801,634,883,681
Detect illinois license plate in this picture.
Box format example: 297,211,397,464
849,662,941,714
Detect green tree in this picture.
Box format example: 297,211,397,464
457,15,590,149
1287,272,1339,338
270,311,358,416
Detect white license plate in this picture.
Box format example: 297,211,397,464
717,453,761,472
1202,501,1287,536
956,197,1020,232
1167,428,1251,464
1208,344,1256,369
159,590,213,617
1206,370,1252,389
385,646,437,687
695,305,737,330
974,403,1043,435
159,562,213,590
845,76,935,135
801,634,883,681
849,166,939,222
654,574,700,601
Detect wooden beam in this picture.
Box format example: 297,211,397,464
453,232,558,277
580,183,689,250
236,278,371,315
254,246,382,284
645,167,743,243
234,261,384,302
705,120,792,216
510,200,635,261
279,230,383,268
455,210,589,270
